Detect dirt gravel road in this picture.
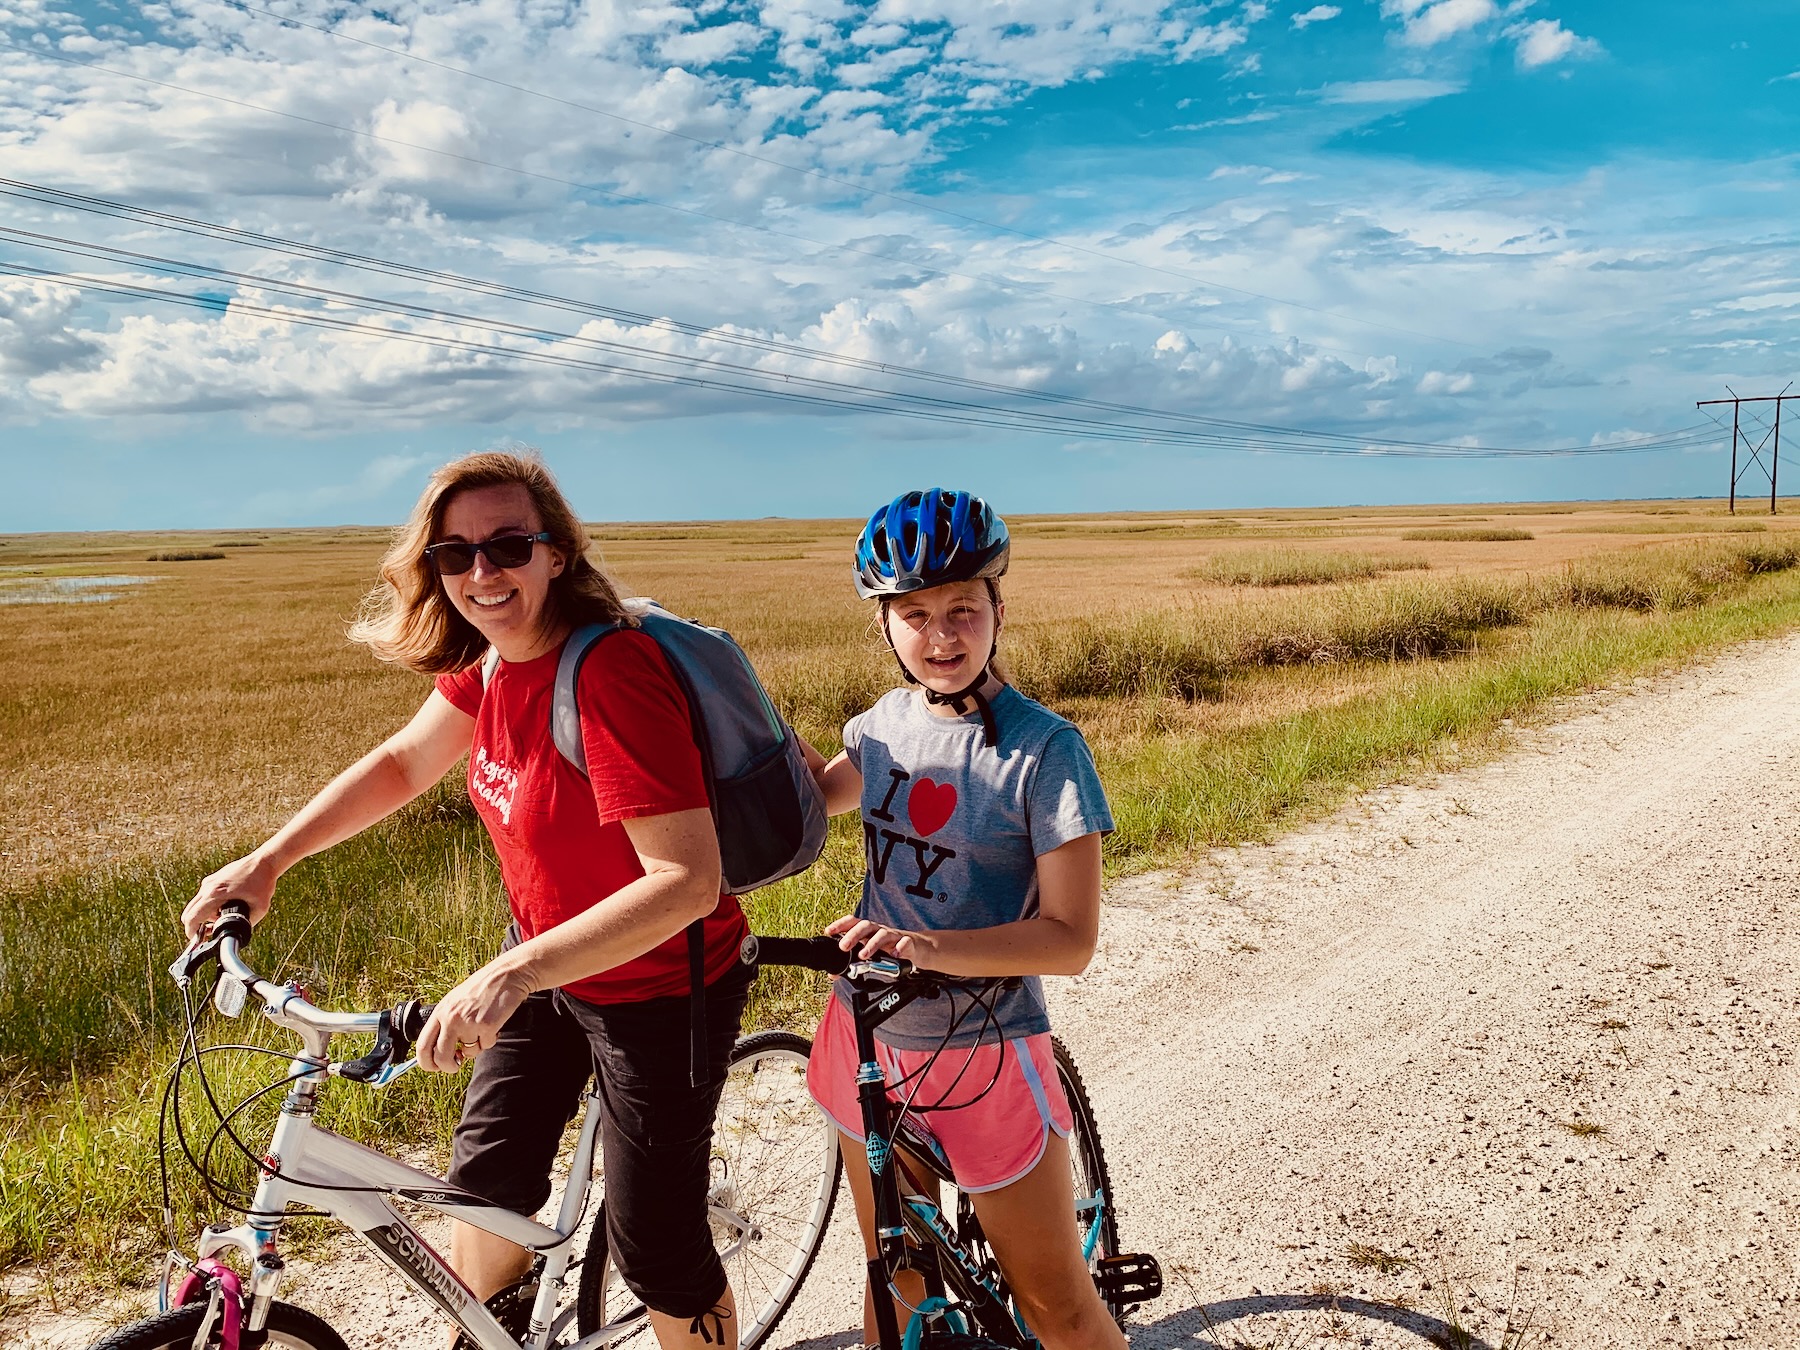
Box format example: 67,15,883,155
20,634,1800,1349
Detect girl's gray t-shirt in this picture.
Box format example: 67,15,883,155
834,683,1113,1049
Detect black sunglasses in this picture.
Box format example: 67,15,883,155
423,531,554,576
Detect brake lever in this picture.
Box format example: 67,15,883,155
168,904,254,988
338,999,430,1084
845,955,910,983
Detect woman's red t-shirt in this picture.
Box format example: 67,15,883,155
436,628,748,1005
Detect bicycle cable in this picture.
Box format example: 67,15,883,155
165,971,415,1214
887,979,1012,1156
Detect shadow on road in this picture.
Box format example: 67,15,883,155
1126,1290,1494,1349
766,1290,1493,1350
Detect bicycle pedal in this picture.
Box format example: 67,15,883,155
1095,1251,1163,1305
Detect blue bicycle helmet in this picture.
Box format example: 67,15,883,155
854,488,1010,600
856,488,1011,746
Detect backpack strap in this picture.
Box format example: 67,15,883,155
551,616,714,1088
687,920,708,1090
551,621,623,775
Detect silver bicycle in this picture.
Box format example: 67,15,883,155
91,904,840,1350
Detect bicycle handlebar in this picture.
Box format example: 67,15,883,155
753,934,923,983
172,902,419,1078
752,934,1026,997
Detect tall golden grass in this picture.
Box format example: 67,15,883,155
6,500,1800,1286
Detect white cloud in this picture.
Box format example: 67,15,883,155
1506,18,1603,69
1291,6,1342,30
659,21,766,68
1717,292,1800,313
1318,78,1464,104
1381,0,1498,47
1172,109,1279,130
0,279,103,378
1417,369,1476,395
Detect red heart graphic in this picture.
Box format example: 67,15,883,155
907,778,958,838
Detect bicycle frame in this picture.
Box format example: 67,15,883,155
166,1030,626,1350
844,978,1030,1350
161,923,663,1350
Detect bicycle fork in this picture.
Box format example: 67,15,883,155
161,1053,328,1344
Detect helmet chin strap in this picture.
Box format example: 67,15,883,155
889,631,1001,748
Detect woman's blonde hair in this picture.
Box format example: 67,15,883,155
349,450,633,674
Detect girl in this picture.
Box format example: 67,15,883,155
804,488,1126,1350
182,452,749,1349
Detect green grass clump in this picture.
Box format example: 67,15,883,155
145,550,226,561
1099,566,1800,861
1198,549,1430,587
1562,520,1767,535
1548,539,1800,612
1234,577,1527,665
1400,527,1535,542
1017,612,1225,701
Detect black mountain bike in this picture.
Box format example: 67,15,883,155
751,936,1161,1350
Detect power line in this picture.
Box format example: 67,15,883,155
5,254,1717,459
210,0,1482,351
0,185,1717,457
1697,385,1796,513
0,33,1409,365
0,181,1674,454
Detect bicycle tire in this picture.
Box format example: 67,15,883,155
577,1029,841,1350
87,1301,348,1350
1052,1036,1125,1319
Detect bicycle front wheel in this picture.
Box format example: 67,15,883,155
1053,1036,1125,1317
88,1301,348,1350
577,1029,841,1350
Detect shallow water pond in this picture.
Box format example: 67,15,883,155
0,574,158,604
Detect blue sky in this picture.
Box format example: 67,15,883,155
1,0,1796,528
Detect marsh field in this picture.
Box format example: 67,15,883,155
7,498,1800,1306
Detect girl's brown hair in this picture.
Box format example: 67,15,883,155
349,450,633,674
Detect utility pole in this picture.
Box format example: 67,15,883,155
1697,384,1797,513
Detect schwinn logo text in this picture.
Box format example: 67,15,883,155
865,769,956,901
368,1223,470,1317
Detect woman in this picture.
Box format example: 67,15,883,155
181,451,750,1349
803,488,1126,1350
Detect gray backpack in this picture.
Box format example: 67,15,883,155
482,600,827,1084
483,598,828,893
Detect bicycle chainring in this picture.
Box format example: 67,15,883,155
453,1279,538,1350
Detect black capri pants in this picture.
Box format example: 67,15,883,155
446,957,754,1318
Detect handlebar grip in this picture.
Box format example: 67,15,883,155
753,935,852,976
211,901,253,948
395,1000,435,1041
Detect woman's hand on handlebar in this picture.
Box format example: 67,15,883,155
826,914,938,968
183,852,280,938
415,961,534,1073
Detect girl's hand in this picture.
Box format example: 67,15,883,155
183,853,279,938
415,963,535,1073
826,914,940,968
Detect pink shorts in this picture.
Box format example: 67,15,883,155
805,994,1073,1193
